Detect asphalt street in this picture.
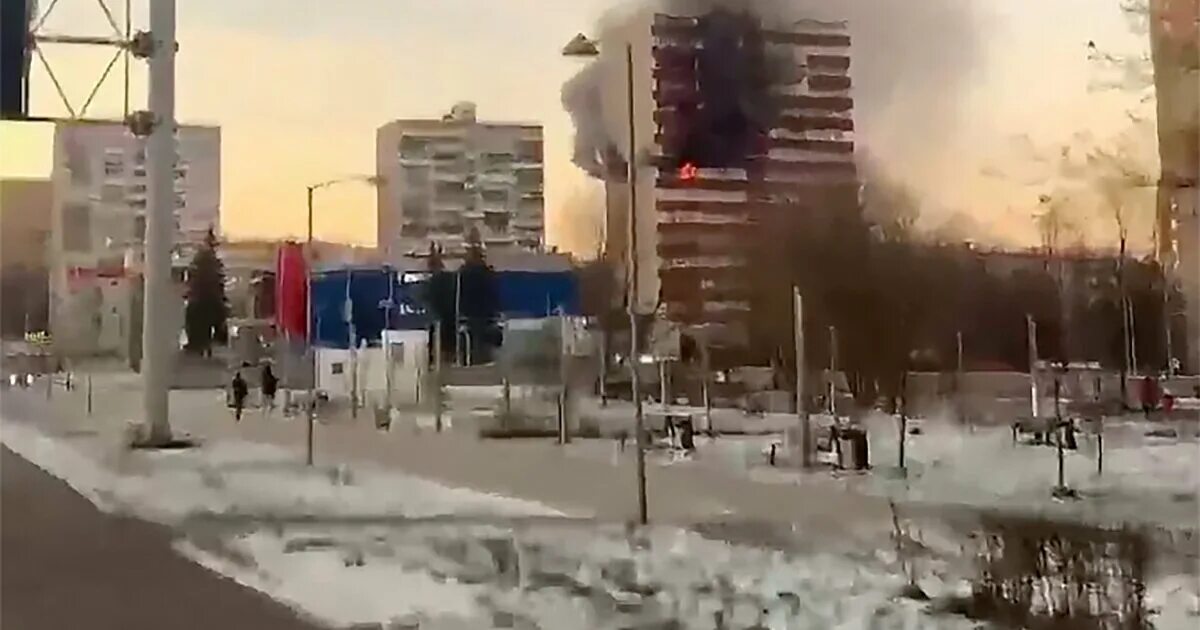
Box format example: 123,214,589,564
0,445,324,630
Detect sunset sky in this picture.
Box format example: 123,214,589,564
0,0,1155,254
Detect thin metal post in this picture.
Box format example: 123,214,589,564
898,372,908,471
1055,374,1065,489
598,329,608,406
795,287,811,468
305,186,315,467
122,0,130,119
558,311,570,444
702,339,713,436
1118,235,1130,405
434,320,443,433
86,373,93,416
956,330,964,374
1127,298,1139,376
828,325,838,415
626,43,647,526
141,0,176,445
956,329,966,424
658,360,668,406
1027,314,1040,418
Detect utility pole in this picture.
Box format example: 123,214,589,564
658,359,668,407
626,43,647,526
141,0,177,445
827,325,838,415
956,329,966,425
1118,235,1130,406
701,338,713,436
1163,279,1176,376
598,328,608,406
794,287,811,468
1027,314,1040,418
347,275,358,419
434,320,443,433
1127,299,1139,376
898,371,908,471
1054,371,1065,490
558,310,571,444
305,186,316,466
956,330,964,374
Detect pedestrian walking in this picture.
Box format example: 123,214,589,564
1140,375,1161,418
260,363,278,415
231,371,248,422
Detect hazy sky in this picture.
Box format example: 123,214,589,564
0,0,1153,253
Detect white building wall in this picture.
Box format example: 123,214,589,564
316,331,428,409
376,104,544,262
49,122,220,356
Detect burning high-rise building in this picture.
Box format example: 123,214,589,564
565,6,858,359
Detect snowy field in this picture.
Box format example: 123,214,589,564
0,420,568,524
0,415,985,629
843,413,1200,529
3,395,1197,629
565,410,1200,531
177,520,982,629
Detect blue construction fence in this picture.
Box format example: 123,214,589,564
310,266,580,349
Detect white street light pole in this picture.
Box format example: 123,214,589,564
563,35,646,525
304,175,382,466
141,0,176,445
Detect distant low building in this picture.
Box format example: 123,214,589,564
0,178,52,337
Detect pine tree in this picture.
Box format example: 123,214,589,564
459,228,500,365
425,243,456,362
184,228,229,356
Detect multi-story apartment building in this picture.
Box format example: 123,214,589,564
376,102,544,261
48,122,220,356
591,10,858,356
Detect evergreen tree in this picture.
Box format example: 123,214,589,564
458,228,500,365
183,228,229,356
424,243,457,362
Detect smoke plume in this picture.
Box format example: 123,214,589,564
561,62,610,179
562,0,987,221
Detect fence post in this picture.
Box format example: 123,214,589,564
87,373,93,416
434,320,443,433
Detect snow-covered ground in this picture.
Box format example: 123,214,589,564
176,520,983,629
4,386,1197,629
564,411,1200,531
842,413,1200,529
1,409,985,629
0,420,567,524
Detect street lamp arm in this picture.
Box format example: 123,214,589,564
308,175,385,193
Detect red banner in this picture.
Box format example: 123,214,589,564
275,242,308,339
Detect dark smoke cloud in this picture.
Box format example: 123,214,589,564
563,0,987,216
561,61,609,179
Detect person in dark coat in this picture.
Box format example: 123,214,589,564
1140,376,1161,417
260,364,278,414
231,371,248,422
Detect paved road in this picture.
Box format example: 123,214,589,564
0,446,324,630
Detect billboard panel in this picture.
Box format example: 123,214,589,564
0,0,32,119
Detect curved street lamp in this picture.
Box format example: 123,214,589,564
302,174,385,466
